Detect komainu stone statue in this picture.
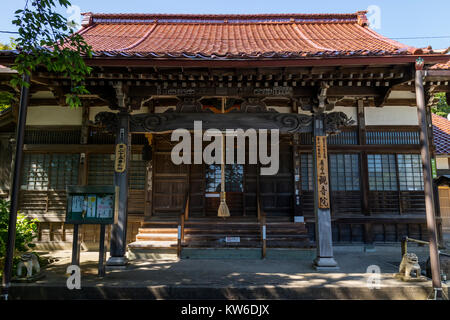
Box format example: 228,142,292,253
16,253,40,278
395,253,426,282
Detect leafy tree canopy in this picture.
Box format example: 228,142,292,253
431,92,450,118
10,0,92,108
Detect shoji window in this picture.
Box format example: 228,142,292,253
21,154,79,190
300,153,313,191
48,154,80,190
205,164,244,192
367,154,398,191
397,154,424,191
367,154,424,191
88,154,114,185
129,154,146,190
88,153,147,188
329,154,360,191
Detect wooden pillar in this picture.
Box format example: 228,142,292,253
357,100,373,248
2,74,30,298
7,136,16,201
312,114,338,270
107,111,130,266
79,105,89,186
415,58,442,298
144,133,153,219
292,133,302,218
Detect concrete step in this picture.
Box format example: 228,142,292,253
138,228,178,234
136,234,178,241
128,240,178,249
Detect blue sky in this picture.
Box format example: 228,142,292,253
1,0,449,49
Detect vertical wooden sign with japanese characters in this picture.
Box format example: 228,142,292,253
115,143,127,173
315,136,330,209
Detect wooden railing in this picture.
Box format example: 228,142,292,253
177,191,189,258
257,194,267,259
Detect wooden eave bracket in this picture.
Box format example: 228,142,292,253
374,68,415,108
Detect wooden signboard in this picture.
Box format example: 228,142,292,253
65,185,116,225
315,136,330,209
115,143,127,173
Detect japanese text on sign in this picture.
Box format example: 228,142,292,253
315,136,330,209
115,143,127,173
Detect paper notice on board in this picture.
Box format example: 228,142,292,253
96,195,114,218
71,195,85,213
86,195,97,218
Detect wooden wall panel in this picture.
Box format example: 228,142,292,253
128,189,145,214
152,136,188,217
189,164,205,217
259,137,294,217
330,191,362,216
439,186,450,232
368,191,400,214
0,138,11,196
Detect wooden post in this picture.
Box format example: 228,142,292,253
357,100,373,249
312,114,338,270
98,224,107,277
7,137,16,202
261,214,266,259
71,224,81,266
107,111,130,267
177,215,182,258
144,133,153,219
181,211,185,242
415,58,442,298
292,133,302,218
2,74,30,299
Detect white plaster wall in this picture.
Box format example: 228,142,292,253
388,91,416,99
89,106,151,121
155,106,175,113
26,106,83,126
330,106,357,122
89,106,113,121
436,157,450,170
364,106,418,125
296,106,356,120
267,106,291,113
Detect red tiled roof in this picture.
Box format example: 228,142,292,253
432,113,450,154
430,60,450,70
75,11,424,59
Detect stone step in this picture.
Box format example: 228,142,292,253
138,228,178,234
136,234,178,241
128,240,178,249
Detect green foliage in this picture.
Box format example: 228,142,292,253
10,0,92,108
0,199,38,260
0,92,14,112
431,92,450,118
0,38,16,50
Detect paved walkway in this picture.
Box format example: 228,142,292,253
8,244,449,300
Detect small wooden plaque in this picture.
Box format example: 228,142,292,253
315,136,330,209
114,143,127,173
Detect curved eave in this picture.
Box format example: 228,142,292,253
0,51,449,68
81,53,450,68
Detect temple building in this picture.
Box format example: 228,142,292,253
0,11,449,267
432,112,450,235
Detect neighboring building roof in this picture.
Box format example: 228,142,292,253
430,60,450,70
432,113,450,154
73,11,426,60
0,65,17,73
